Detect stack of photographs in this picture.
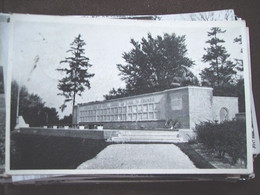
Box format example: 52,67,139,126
0,9,259,184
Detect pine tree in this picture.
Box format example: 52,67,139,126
57,34,94,115
200,27,237,93
234,35,243,71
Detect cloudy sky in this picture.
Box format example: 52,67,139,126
10,15,244,117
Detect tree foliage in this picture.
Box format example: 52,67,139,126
104,88,129,100
57,34,94,113
59,114,72,125
200,28,245,112
11,81,59,130
105,33,198,100
233,35,243,71
200,28,237,91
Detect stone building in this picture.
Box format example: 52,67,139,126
73,86,238,130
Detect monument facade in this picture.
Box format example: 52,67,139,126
73,86,238,130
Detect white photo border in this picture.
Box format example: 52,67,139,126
5,14,253,175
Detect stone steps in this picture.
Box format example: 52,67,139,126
107,130,184,143
110,137,183,143
118,131,179,136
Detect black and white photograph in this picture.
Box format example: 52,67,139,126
0,14,9,174
6,14,252,175
0,66,5,172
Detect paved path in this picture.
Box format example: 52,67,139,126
77,144,197,169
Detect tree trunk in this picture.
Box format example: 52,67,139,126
72,91,76,126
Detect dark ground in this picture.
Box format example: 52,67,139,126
10,130,110,169
1,0,260,194
176,143,215,169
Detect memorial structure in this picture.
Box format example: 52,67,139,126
73,86,238,130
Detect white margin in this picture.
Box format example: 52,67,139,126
5,14,253,175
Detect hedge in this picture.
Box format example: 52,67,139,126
11,132,110,169
194,120,247,165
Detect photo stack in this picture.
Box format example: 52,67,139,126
0,10,259,183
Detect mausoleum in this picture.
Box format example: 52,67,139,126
73,86,238,130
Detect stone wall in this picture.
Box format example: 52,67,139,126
84,120,166,130
16,127,105,139
74,87,239,130
166,88,190,128
212,96,239,122
188,87,213,129
76,87,192,129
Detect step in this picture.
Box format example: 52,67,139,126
117,134,180,137
108,137,184,143
111,137,183,142
116,136,180,141
105,129,185,143
109,135,184,141
118,131,179,136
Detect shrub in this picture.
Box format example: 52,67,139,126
165,119,180,130
194,120,246,165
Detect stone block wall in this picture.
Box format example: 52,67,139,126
188,87,213,129
212,96,239,122
85,120,166,130
74,86,239,130
165,88,190,128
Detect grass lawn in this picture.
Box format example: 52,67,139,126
175,143,215,169
190,143,246,169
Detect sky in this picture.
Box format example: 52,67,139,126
10,15,244,118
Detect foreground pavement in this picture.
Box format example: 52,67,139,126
77,144,197,169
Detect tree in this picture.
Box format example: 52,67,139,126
59,114,72,125
105,33,198,100
233,35,245,112
38,107,59,126
57,34,94,115
234,35,243,72
200,27,237,94
11,81,59,130
104,88,129,100
189,10,234,21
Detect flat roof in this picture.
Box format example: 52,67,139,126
77,86,213,107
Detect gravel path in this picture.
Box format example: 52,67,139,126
77,144,197,169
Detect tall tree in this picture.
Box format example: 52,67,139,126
104,88,128,100
233,35,243,71
233,35,245,112
38,107,59,126
200,27,237,94
11,81,59,130
57,34,94,115
59,114,72,125
105,33,198,100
